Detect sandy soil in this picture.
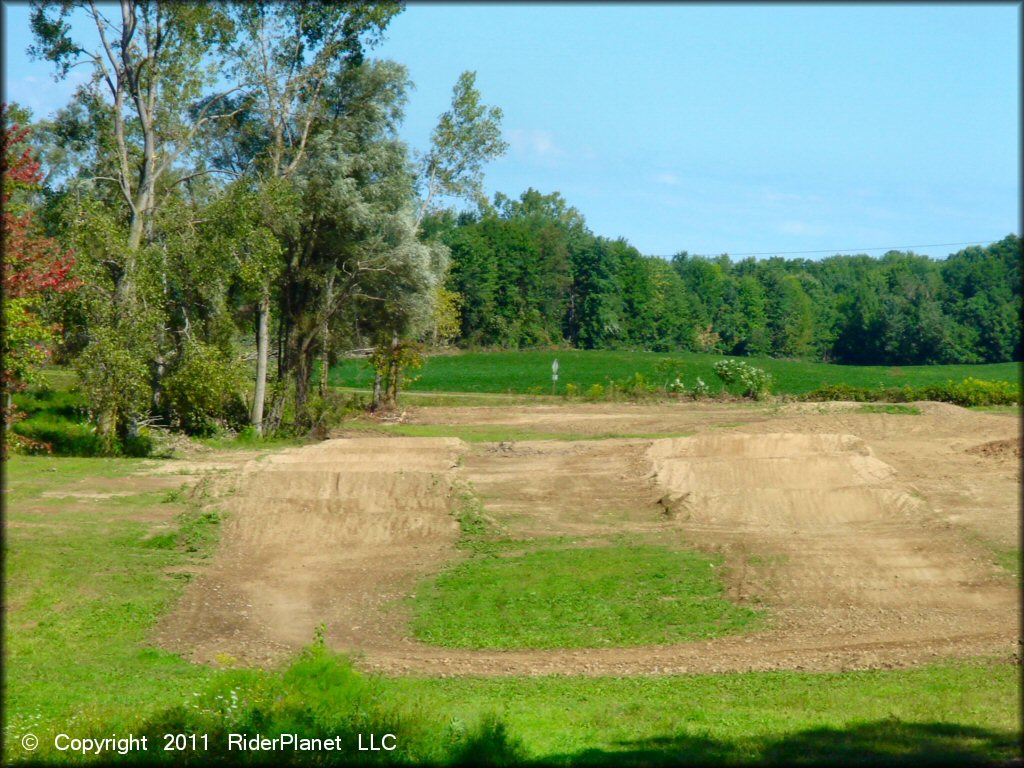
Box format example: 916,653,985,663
154,401,1020,675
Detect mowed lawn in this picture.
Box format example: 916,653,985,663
329,349,1020,395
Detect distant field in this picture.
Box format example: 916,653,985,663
329,349,1021,396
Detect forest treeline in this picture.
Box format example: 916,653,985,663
3,2,1019,454
430,190,1020,366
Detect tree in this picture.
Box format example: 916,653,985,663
416,71,508,228
29,0,236,444
218,6,404,430
2,105,78,451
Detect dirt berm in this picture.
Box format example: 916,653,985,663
155,402,1020,675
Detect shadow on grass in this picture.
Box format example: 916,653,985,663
16,719,1020,767
537,720,1021,767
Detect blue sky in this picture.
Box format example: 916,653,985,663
4,2,1019,259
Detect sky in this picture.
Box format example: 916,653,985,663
3,2,1020,260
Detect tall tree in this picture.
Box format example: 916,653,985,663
416,71,508,228
218,3,402,430
29,0,234,444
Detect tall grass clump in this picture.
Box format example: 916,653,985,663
19,642,526,766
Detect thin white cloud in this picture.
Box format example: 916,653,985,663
653,171,681,186
506,128,563,160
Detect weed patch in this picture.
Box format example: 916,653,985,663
856,404,922,415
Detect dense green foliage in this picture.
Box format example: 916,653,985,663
15,1,507,452
429,192,1019,366
803,378,1019,407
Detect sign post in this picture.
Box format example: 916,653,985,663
551,358,559,396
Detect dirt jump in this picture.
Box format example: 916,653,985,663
154,401,1020,676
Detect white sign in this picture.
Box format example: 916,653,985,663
552,359,559,375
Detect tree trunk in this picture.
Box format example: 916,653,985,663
319,273,335,397
98,405,117,453
292,338,316,428
252,289,270,436
266,386,285,434
372,372,382,411
318,334,330,397
384,331,400,409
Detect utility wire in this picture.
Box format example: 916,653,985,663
655,239,1000,258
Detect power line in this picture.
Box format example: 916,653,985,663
656,239,999,258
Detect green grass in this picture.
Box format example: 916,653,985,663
993,548,1020,579
856,404,922,415
3,456,220,731
389,660,1019,765
3,455,523,766
339,420,696,443
329,350,1020,397
410,542,762,649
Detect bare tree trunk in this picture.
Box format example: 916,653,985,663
293,337,316,428
319,272,334,397
98,406,118,453
318,332,330,397
384,331,400,410
372,372,382,411
266,386,285,433
251,289,270,435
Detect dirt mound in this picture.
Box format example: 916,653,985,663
156,405,1020,675
153,438,465,666
967,437,1021,460
648,433,1013,623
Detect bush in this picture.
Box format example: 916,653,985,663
11,412,105,456
584,383,605,401
918,378,1018,407
713,359,773,400
306,391,367,439
802,378,1018,407
163,340,248,436
802,383,879,402
690,376,711,399
612,372,656,399
654,357,687,391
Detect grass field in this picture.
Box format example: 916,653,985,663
328,349,1020,397
388,661,1020,765
3,452,1020,766
411,540,762,649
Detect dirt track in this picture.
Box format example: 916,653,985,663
155,401,1020,675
